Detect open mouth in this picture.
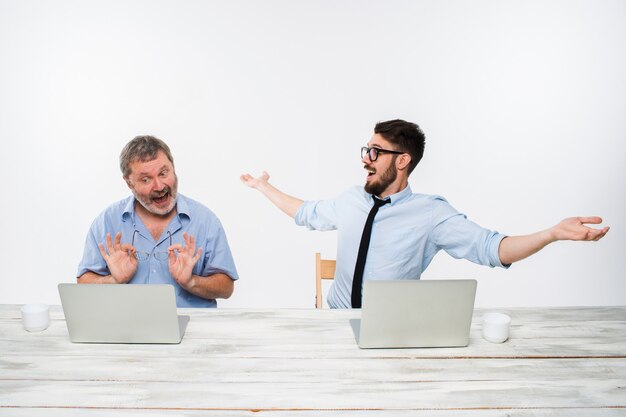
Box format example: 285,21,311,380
365,165,376,180
151,191,170,205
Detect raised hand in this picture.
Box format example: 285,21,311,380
97,232,138,283
550,217,610,242
168,232,203,289
240,171,270,189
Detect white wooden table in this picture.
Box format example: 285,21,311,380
1,305,625,416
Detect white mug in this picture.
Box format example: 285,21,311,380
21,303,50,332
482,312,511,343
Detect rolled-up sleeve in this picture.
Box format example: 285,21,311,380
76,220,110,278
430,197,508,269
294,199,338,231
199,218,239,281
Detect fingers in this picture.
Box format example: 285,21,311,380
105,233,113,252
576,217,609,241
120,243,136,256
240,173,256,186
193,247,203,263
592,226,610,241
585,229,603,240
113,232,122,250
168,233,202,260
168,243,184,252
184,233,201,261
580,225,610,241
98,243,108,260
183,232,196,248
101,232,131,260
169,234,199,254
577,216,603,225
168,247,177,264
240,172,270,186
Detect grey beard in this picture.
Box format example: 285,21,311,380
133,188,177,216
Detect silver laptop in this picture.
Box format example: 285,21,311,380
58,283,189,344
351,279,477,349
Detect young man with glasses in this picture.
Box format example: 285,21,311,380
240,119,609,309
77,136,238,307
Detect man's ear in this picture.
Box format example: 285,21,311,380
396,153,412,171
124,176,132,190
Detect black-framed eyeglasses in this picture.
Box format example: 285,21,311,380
361,146,405,162
131,230,172,261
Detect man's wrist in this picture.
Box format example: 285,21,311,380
109,274,123,284
256,180,271,194
545,227,559,244
180,274,197,291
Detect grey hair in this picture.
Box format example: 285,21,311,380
119,135,174,178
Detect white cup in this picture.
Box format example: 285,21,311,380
482,312,511,343
20,303,50,332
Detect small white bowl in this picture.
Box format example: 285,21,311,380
21,303,50,332
482,312,511,343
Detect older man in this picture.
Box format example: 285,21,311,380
78,135,238,307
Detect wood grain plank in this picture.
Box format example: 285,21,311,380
1,378,625,410
2,407,626,417
1,356,625,384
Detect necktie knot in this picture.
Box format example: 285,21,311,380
373,197,390,208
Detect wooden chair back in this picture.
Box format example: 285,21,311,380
315,252,336,308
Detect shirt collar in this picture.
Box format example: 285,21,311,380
387,184,413,206
122,197,136,224
364,184,413,207
121,194,190,226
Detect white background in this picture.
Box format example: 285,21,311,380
1,0,624,308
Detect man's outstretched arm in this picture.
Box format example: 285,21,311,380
240,171,304,218
498,216,609,265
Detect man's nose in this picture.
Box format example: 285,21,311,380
153,177,165,190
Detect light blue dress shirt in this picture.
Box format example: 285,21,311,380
295,185,508,309
77,194,239,308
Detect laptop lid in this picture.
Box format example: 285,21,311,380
58,283,189,344
353,279,477,349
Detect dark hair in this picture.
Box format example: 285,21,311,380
119,135,174,178
374,119,425,175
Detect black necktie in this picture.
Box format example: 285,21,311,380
351,196,390,308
